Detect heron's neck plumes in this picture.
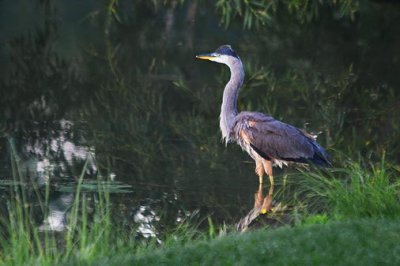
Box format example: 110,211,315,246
220,58,244,144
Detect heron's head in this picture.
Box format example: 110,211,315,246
196,45,240,65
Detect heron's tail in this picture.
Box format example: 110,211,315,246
311,143,332,167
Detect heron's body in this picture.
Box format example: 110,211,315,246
196,45,331,202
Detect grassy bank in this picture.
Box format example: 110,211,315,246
112,218,400,266
2,216,400,265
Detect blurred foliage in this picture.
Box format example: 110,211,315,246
215,0,360,29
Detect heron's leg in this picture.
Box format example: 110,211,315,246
262,160,274,194
255,160,264,184
261,175,273,214
268,175,274,195
259,160,274,214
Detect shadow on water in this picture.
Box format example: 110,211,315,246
0,0,399,241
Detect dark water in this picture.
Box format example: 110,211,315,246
0,1,399,237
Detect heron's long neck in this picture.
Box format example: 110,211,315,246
220,59,244,143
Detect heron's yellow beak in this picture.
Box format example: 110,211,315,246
196,53,216,61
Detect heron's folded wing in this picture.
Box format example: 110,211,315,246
236,112,316,162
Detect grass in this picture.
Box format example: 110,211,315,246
121,218,400,266
329,160,400,219
0,140,114,265
277,154,400,220
2,214,400,265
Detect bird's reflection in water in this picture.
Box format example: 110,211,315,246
236,184,273,232
38,192,74,232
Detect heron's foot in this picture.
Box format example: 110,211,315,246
258,175,263,184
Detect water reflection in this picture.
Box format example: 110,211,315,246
237,184,273,232
38,192,73,232
133,205,160,240
21,119,97,186
2,115,133,233
236,182,296,232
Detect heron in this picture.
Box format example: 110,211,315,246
196,45,331,211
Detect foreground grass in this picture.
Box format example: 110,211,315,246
2,217,399,265
76,218,400,265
